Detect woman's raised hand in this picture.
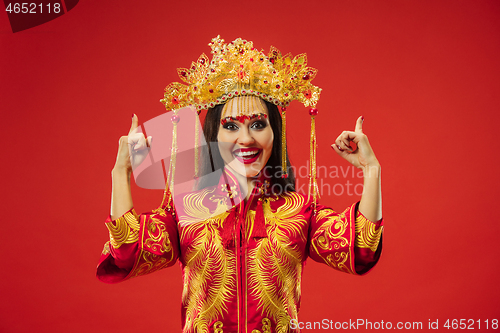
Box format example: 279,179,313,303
113,114,152,173
331,116,380,169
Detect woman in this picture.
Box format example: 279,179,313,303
97,37,383,333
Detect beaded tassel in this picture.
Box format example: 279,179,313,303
194,110,200,179
157,112,179,215
308,108,320,213
281,107,287,178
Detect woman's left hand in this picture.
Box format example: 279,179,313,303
331,116,380,169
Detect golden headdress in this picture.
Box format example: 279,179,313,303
160,36,321,112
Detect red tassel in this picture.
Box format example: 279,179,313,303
222,209,237,248
252,199,267,238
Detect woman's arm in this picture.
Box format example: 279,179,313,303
331,116,382,221
110,114,151,220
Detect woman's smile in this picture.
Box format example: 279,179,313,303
232,147,263,164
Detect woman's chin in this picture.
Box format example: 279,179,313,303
227,161,263,179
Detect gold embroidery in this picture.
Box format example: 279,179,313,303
248,193,307,333
355,214,383,252
128,213,177,278
314,209,349,251
310,207,355,274
131,251,172,278
180,190,236,332
213,321,224,333
105,209,140,248
102,241,110,255
252,318,272,333
145,217,173,254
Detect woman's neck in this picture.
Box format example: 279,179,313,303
225,167,258,201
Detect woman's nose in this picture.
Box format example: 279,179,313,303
237,127,255,145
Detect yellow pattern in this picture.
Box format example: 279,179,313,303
310,208,354,274
252,318,272,333
145,217,173,254
180,190,236,333
248,193,307,333
105,209,140,249
130,214,176,278
213,321,224,333
355,214,383,252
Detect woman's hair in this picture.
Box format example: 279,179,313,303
196,100,296,194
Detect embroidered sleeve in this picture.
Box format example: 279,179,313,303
353,210,383,274
97,208,179,284
308,202,383,275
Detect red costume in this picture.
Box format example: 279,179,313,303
97,169,383,333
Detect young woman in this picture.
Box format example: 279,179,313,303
97,37,383,333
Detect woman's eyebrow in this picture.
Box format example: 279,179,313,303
220,113,268,125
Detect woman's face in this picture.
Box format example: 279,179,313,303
217,96,274,178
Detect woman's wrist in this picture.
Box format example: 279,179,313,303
112,166,131,181
362,162,381,177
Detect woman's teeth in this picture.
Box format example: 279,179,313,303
235,150,259,157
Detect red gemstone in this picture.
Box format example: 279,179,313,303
209,89,214,93
276,84,280,89
302,74,310,80
250,58,254,62
309,108,319,116
199,58,205,64
194,86,197,91
211,69,215,72
171,115,180,123
281,173,288,179
270,58,275,64
284,93,288,97
172,97,179,104
180,71,187,77
264,80,268,84
282,107,287,112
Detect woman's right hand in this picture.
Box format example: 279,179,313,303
113,114,152,174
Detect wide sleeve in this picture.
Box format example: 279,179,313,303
96,208,180,284
308,202,383,275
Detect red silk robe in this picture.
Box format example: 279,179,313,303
97,170,383,333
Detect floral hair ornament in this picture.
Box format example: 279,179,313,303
158,36,322,212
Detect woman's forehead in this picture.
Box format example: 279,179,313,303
221,96,269,118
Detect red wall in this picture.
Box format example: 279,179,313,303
1,1,499,331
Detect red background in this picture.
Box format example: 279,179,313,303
1,1,499,332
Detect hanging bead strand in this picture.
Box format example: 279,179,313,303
281,107,288,178
308,108,319,213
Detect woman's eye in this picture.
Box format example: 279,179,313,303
251,121,267,129
223,122,238,131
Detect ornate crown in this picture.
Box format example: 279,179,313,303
160,36,321,111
